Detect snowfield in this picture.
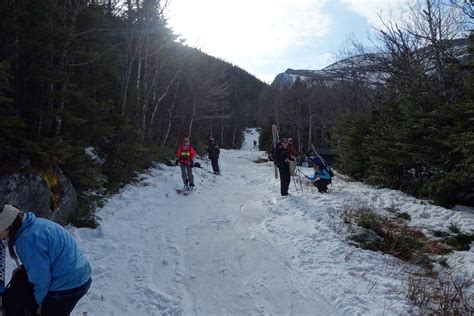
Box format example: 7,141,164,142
58,128,473,315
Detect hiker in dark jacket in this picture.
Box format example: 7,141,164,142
206,137,220,175
274,138,291,196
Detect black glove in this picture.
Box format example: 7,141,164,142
175,159,179,166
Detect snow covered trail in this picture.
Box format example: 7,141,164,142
66,128,473,315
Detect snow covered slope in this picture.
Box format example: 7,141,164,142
272,38,469,88
52,128,473,315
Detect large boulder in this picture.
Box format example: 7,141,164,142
0,158,77,225
49,166,78,224
0,171,51,217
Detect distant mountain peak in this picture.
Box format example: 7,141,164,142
272,38,469,88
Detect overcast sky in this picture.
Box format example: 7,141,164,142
166,0,404,83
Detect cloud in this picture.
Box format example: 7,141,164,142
339,0,405,27
166,0,332,63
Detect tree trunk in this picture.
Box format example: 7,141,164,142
147,67,180,140
188,101,196,137
119,0,136,116
307,102,312,151
220,116,224,146
161,79,181,145
140,68,158,143
136,38,143,108
232,123,236,147
119,41,134,116
52,0,80,137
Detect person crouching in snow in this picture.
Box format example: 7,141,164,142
0,204,92,315
305,165,332,193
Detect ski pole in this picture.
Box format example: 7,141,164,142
297,165,304,193
193,167,203,182
171,163,178,177
292,176,299,195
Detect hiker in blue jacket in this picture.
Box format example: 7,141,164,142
305,164,332,193
0,204,91,316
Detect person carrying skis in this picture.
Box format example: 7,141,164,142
177,136,196,190
274,138,291,196
287,138,299,176
206,137,220,175
305,164,332,193
0,204,91,315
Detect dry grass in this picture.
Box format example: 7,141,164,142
406,270,473,315
342,203,473,314
342,204,450,269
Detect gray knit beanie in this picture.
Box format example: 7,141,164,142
0,205,21,232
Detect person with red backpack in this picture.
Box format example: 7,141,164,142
287,138,299,176
177,137,196,190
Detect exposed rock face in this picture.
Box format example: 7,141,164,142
271,38,469,88
49,166,78,225
0,160,77,225
0,172,51,217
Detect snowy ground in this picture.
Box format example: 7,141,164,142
50,128,473,315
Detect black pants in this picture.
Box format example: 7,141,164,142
41,278,91,316
314,179,331,193
278,164,291,196
210,158,219,173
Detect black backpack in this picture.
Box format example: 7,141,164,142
2,266,37,316
326,167,334,178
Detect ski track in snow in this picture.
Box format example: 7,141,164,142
14,128,469,315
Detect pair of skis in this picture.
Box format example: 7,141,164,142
272,125,279,179
176,186,193,196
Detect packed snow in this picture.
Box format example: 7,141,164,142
14,128,472,315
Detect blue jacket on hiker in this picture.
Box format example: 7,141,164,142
15,212,92,304
306,168,331,181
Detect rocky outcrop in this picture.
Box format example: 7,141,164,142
0,171,51,217
271,38,469,88
0,158,77,225
49,166,78,225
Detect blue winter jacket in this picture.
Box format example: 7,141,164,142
306,168,332,181
15,212,91,305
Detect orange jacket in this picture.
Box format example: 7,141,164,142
177,144,196,165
